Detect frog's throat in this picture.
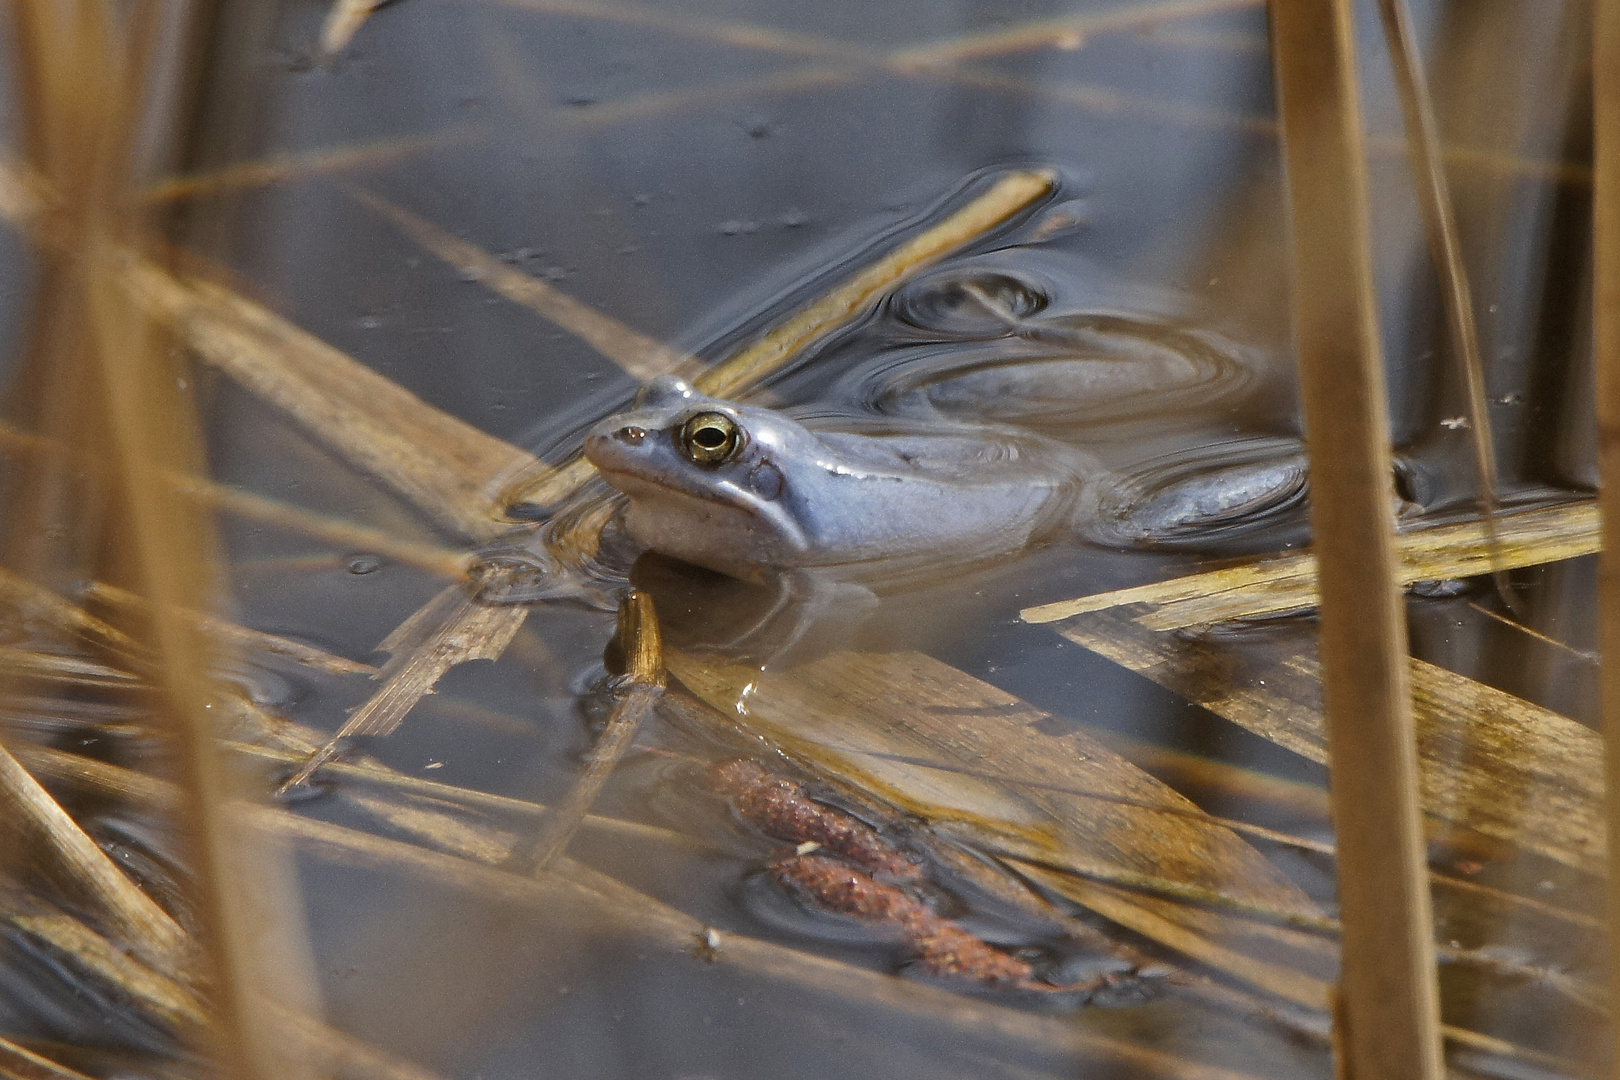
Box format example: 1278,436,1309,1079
596,466,809,549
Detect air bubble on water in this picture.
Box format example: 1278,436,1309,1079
345,554,383,575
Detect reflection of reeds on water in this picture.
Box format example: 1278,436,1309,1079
0,2,1610,1080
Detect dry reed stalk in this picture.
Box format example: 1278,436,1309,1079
1596,0,1620,1074
1373,0,1514,612
0,743,187,965
85,262,278,1079
1,3,326,1075
1268,1,1444,1076
522,590,664,872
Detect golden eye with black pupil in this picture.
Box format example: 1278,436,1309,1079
679,411,744,465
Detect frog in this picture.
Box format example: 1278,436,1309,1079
582,375,1102,586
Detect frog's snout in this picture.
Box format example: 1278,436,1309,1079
584,423,647,468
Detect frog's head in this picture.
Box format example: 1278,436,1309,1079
583,377,815,576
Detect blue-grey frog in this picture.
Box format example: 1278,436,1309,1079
583,376,1103,585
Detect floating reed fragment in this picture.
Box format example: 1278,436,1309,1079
1022,500,1596,626
694,170,1052,399
1,894,208,1034
1269,1,1443,1076
0,566,141,660
278,584,528,791
1056,609,1605,874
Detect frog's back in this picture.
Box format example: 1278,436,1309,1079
782,424,1091,573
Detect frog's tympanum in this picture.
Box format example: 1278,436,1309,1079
584,376,1097,584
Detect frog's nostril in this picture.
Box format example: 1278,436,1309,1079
614,425,648,445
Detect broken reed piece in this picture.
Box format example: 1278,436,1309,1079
1373,0,1517,616
276,585,529,793
1594,0,1620,1076
522,590,665,874
1267,1,1445,1078
508,168,1056,510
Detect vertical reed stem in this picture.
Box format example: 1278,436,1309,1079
1267,2,1444,1078
1593,1,1620,1076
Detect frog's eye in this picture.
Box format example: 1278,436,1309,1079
679,411,745,465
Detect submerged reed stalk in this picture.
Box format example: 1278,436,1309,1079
1267,1,1444,1077
1373,0,1514,611
1594,0,1620,1076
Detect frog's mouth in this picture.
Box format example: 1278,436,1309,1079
593,465,740,512
593,461,810,562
